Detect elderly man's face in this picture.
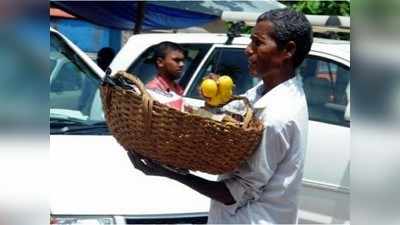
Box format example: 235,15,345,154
245,20,286,78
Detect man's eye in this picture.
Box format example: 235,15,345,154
251,39,260,47
254,40,261,46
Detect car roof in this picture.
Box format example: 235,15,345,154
111,33,349,74
126,33,349,48
311,38,350,61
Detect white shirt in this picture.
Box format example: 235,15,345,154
208,75,308,224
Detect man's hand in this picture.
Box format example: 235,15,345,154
127,151,173,177
126,151,235,205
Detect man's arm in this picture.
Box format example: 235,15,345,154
128,151,236,205
166,170,236,205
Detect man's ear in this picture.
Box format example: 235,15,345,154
285,41,296,60
156,57,164,68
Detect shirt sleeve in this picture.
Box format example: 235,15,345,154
221,120,293,215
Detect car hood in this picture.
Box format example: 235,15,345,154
50,135,213,215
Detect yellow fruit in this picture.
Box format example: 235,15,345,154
200,79,218,98
218,76,234,92
206,94,223,107
220,89,232,104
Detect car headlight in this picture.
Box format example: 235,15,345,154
50,215,115,225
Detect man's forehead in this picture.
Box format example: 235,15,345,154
252,21,274,38
165,49,184,57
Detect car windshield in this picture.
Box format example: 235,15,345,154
50,32,107,134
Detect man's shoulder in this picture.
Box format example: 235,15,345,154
146,78,162,89
244,81,263,96
264,96,307,131
146,78,157,86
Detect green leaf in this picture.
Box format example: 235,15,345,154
281,0,350,16
308,1,321,14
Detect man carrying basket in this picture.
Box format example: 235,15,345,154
128,8,312,224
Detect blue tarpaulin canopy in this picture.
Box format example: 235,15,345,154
51,1,285,30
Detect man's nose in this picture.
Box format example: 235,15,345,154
179,61,184,67
245,44,253,56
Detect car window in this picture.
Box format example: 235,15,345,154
186,47,259,99
127,44,211,89
51,62,83,93
186,47,350,126
50,32,102,122
50,59,57,73
298,57,350,126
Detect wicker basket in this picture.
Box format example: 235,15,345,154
100,71,264,174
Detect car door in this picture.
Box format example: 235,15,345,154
50,30,103,121
297,54,350,224
185,44,350,224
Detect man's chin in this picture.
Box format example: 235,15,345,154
172,75,181,81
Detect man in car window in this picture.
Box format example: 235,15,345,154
145,41,186,96
128,8,312,224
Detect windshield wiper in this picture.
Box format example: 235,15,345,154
50,117,109,135
50,117,88,127
51,122,109,135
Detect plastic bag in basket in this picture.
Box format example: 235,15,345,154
146,88,183,111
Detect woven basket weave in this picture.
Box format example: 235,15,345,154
100,71,264,174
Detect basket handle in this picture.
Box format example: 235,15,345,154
227,96,254,129
114,71,153,136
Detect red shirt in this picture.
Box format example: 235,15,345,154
145,74,184,95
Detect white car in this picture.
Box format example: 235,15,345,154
50,29,350,224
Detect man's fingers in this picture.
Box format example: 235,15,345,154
127,150,141,159
127,151,140,165
126,151,169,176
144,159,164,170
143,159,155,166
127,151,150,173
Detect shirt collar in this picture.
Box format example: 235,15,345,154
156,74,182,93
253,75,300,109
156,74,173,87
